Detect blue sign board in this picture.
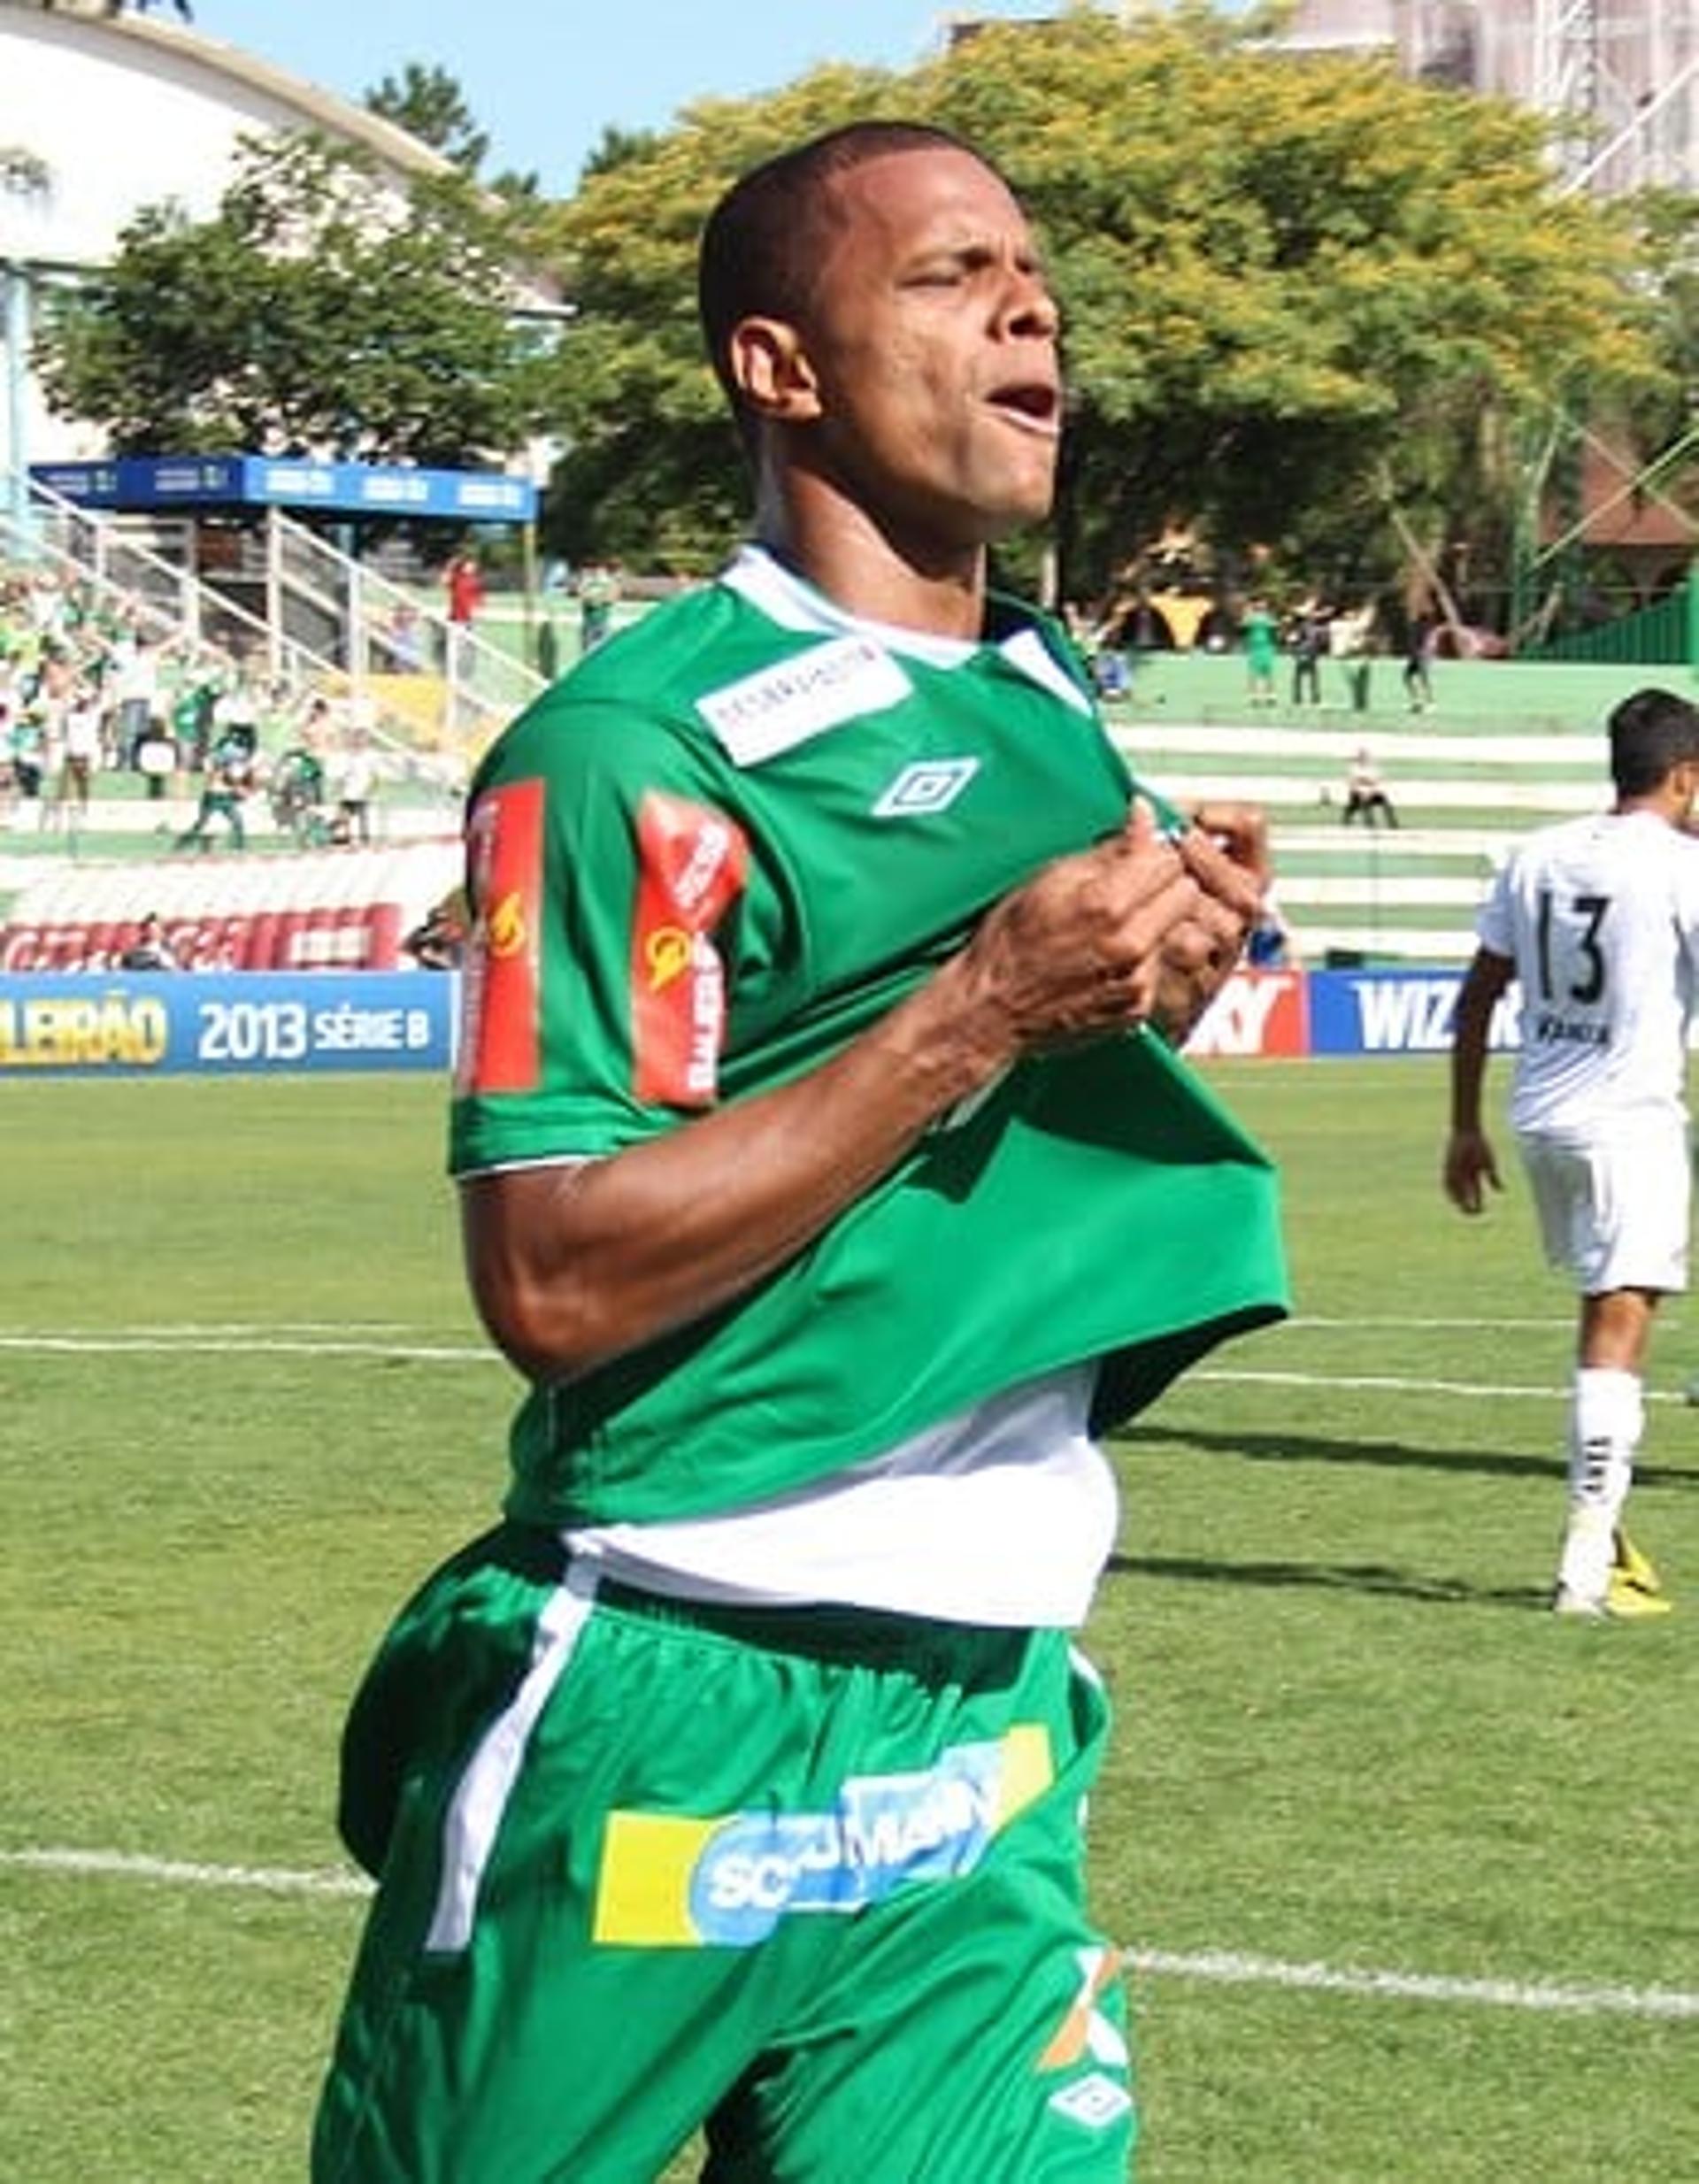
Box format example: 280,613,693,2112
0,973,457,1078
32,454,536,523
1305,968,1521,1057
0,965,1540,1076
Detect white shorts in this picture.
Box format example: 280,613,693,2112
1518,1119,1692,1296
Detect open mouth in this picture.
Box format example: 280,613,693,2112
986,380,1061,430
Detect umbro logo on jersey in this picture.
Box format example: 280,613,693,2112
1049,2074,1134,2133
872,757,980,818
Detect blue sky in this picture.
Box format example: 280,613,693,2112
201,2,1071,194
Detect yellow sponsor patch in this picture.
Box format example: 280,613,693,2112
593,1812,721,1946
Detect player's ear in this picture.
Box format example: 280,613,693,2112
727,316,822,426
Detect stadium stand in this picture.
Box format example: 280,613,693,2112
1101,668,1636,964
0,840,463,973
4,476,1687,971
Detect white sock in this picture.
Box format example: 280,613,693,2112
1557,1368,1642,1602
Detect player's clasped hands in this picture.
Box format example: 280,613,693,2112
961,796,1266,1051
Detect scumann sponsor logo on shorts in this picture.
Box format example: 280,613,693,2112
593,1725,1053,1948
872,757,980,819
688,1742,998,1945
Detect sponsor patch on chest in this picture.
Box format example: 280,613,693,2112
696,636,913,764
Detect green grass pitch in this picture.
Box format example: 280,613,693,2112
3,1060,1695,2181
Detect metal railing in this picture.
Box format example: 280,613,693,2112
3,467,548,773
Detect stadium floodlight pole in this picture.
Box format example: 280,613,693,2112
1526,419,1699,577
0,147,51,549
1,259,27,542
1689,542,1699,688
1557,50,1699,197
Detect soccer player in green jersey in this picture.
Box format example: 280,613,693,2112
313,121,1289,2183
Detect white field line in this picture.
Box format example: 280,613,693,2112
0,1332,495,1362
4,1846,1695,2022
1191,1368,1698,1407
0,1315,1581,1343
1289,1315,1576,1331
5,1325,1696,1403
1,1845,369,1898
1125,1946,1699,2021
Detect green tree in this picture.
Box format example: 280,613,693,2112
360,61,540,199
530,6,1667,611
365,61,489,175
533,63,919,573
1616,187,1699,504
31,132,538,465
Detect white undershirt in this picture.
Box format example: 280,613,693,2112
565,1365,1119,1630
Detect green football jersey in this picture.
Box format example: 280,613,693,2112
452,550,1288,1526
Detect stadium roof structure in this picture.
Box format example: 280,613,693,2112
31,453,539,526
0,2,504,482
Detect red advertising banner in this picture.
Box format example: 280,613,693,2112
1182,970,1309,1059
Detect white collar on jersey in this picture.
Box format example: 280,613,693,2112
721,543,1092,718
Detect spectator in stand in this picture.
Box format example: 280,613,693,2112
444,550,486,680
119,912,181,971
1242,598,1279,711
209,668,262,754
1330,603,1377,715
111,634,162,771
0,695,14,826
1341,743,1400,828
174,722,256,853
385,600,425,671
333,730,379,846
1288,603,1328,706
58,681,103,823
445,549,484,640
1403,610,1435,712
576,562,622,653
135,715,179,804
401,891,468,970
7,696,47,831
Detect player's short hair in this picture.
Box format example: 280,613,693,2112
696,120,1001,443
1608,687,1699,797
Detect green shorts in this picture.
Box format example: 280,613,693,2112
312,1523,1135,2183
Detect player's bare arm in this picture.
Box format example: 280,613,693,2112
1443,945,1512,1214
463,804,1205,1383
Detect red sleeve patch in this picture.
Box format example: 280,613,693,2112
630,791,749,1106
457,778,546,1096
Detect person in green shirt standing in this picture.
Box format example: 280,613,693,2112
1242,596,1279,710
314,120,1288,2184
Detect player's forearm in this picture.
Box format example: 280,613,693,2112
461,950,1022,1384
1448,963,1502,1131
466,813,1211,1381
1449,1057,1488,1143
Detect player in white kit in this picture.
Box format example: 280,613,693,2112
1445,687,1699,1619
